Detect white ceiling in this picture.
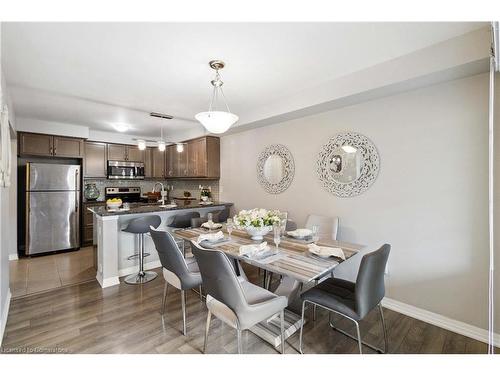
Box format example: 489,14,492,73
2,22,486,138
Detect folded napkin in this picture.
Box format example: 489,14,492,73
308,243,345,260
197,231,224,244
201,221,223,230
239,241,269,257
287,228,313,238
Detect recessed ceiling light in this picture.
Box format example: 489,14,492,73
113,123,130,132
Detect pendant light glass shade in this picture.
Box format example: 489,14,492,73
196,60,238,134
195,111,238,134
158,140,166,152
176,143,184,153
137,139,146,150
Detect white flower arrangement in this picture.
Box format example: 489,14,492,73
233,208,282,229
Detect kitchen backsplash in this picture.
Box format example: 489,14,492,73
83,179,220,202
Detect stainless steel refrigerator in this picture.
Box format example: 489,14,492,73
25,163,80,255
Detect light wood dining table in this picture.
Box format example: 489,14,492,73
174,227,364,348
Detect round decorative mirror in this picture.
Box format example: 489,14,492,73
317,132,379,197
257,144,295,194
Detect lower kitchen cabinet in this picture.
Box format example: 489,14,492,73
82,201,105,246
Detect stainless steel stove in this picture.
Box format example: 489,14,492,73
105,187,141,203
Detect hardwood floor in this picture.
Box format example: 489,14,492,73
10,247,95,298
1,263,490,354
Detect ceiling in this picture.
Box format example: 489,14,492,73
1,22,486,138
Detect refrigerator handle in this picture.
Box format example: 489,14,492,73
75,169,79,212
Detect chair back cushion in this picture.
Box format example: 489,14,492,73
191,241,248,315
150,227,193,288
305,214,339,240
355,244,391,318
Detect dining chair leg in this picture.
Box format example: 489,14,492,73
298,300,306,354
312,280,318,321
280,310,286,354
161,281,169,315
354,320,362,354
379,304,388,353
199,285,203,302
181,289,187,336
262,269,268,288
203,311,212,354
266,272,273,290
236,329,243,354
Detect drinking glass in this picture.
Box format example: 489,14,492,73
312,225,320,243
273,223,281,250
226,218,234,239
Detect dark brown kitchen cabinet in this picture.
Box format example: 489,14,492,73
166,145,177,177
165,136,220,179
144,148,153,178
84,142,107,178
127,147,145,162
107,144,144,162
19,132,84,158
107,144,127,161
82,201,105,246
187,136,220,178
151,148,166,178
53,136,84,157
19,133,53,156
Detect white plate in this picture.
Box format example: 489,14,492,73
287,228,313,239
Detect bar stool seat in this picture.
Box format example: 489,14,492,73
123,215,162,285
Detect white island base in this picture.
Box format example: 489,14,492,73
92,205,229,288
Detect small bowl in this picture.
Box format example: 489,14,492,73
107,202,122,210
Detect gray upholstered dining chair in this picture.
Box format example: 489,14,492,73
150,227,203,336
305,214,339,240
191,241,288,354
299,244,391,354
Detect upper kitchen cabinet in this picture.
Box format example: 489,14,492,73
127,147,145,163
84,142,107,178
151,148,166,178
166,136,220,179
19,132,53,156
187,136,220,178
52,136,84,158
19,132,84,158
107,144,127,161
107,144,145,162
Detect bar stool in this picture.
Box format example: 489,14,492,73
123,215,162,285
167,212,201,256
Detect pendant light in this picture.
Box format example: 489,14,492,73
137,139,146,150
176,143,184,153
158,123,166,151
195,60,238,134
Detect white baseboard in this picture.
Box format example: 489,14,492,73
382,297,500,348
0,289,12,346
8,253,18,261
118,260,162,277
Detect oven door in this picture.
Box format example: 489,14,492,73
107,161,145,179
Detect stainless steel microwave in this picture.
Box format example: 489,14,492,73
107,161,145,179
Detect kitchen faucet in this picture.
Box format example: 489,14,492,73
152,182,167,206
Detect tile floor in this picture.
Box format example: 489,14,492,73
9,246,96,298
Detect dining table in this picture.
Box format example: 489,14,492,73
174,226,364,348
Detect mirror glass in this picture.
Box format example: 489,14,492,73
263,154,284,184
329,144,363,183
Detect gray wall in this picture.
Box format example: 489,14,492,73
220,73,493,332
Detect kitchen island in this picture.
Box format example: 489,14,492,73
88,201,233,288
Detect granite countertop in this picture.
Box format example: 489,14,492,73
88,201,233,216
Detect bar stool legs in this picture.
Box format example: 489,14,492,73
125,233,158,284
